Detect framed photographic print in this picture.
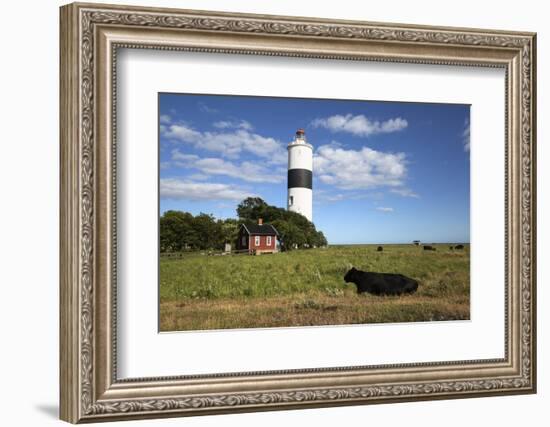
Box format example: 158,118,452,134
158,93,471,332
60,2,537,423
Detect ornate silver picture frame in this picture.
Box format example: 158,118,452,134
60,2,536,423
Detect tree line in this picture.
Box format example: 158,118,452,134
160,197,327,253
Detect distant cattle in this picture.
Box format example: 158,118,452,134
423,245,436,251
344,267,418,296
454,244,465,250
377,246,383,252
449,246,454,250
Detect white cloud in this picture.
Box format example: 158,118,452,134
198,102,218,113
188,173,210,181
213,120,253,131
163,123,202,143
314,189,374,204
323,194,345,202
314,190,346,204
160,114,172,124
390,188,420,198
171,150,199,162
462,117,470,152
170,149,285,183
160,178,255,201
311,114,408,137
314,144,408,190
376,207,394,212
162,124,286,163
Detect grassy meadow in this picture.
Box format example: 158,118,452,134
159,244,470,331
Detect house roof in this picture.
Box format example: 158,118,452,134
241,223,279,236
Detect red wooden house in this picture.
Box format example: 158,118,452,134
236,218,279,254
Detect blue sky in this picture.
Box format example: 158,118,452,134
159,93,470,244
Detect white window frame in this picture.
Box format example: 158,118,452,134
255,236,260,246
266,236,272,246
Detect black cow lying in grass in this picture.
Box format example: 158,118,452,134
344,267,419,296
454,244,465,250
423,245,436,251
377,246,383,252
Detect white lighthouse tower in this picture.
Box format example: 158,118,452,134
287,129,313,222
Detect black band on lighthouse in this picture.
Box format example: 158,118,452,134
288,169,312,189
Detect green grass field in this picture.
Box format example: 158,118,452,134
160,244,470,331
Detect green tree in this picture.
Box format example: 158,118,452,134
219,218,239,248
159,210,195,252
192,213,223,250
272,219,305,251
314,230,328,247
236,197,269,221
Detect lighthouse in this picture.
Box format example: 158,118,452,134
287,129,313,222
